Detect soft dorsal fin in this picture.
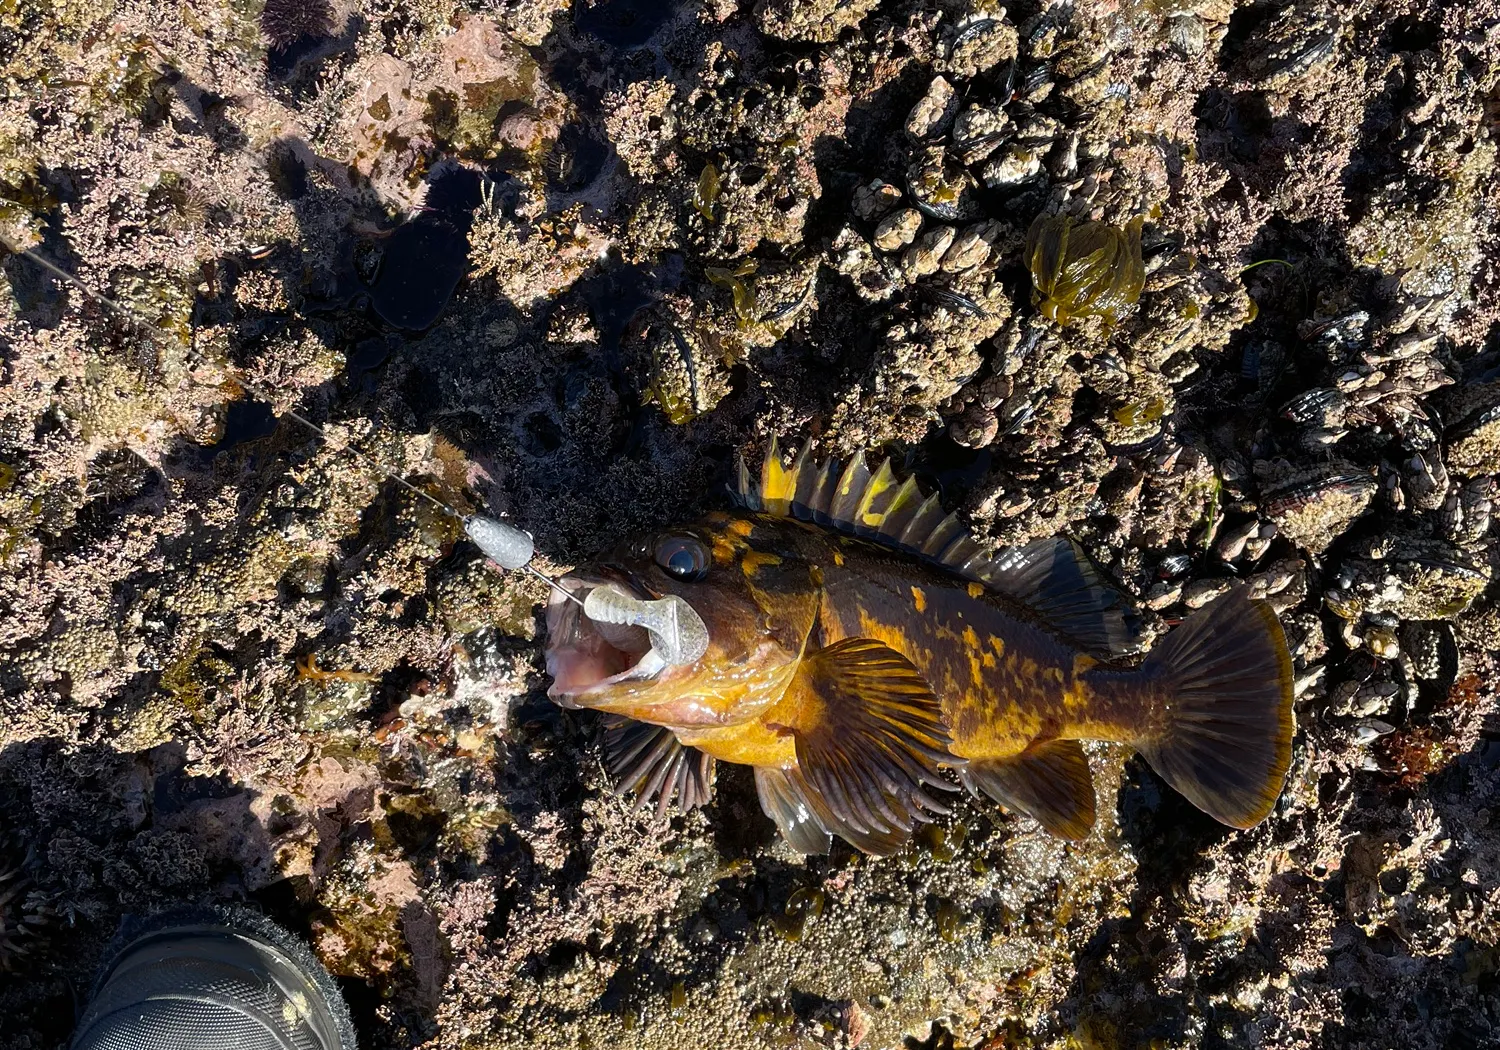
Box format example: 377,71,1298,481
978,537,1144,656
734,439,1142,655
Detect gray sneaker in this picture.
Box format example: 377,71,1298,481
72,908,357,1050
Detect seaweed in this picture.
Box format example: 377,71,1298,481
1025,213,1146,325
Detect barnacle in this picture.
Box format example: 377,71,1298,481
1026,213,1146,325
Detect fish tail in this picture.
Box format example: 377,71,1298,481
1134,589,1295,829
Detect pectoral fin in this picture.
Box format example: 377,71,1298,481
603,716,716,817
772,638,957,856
959,738,1096,840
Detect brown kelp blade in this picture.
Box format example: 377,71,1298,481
1134,589,1295,828
775,638,958,856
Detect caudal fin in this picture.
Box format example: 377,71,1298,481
1136,589,1295,829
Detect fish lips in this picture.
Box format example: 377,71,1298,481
544,570,670,708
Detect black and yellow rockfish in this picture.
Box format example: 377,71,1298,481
545,442,1295,856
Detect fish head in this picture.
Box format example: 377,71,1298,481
545,515,820,728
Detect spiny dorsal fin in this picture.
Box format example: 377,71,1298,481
733,441,1143,656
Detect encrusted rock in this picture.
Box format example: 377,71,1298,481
873,207,923,252
906,76,958,140
940,225,993,272
902,225,956,277
852,179,903,223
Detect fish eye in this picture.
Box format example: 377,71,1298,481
653,534,710,581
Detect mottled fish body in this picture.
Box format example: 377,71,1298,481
545,442,1295,856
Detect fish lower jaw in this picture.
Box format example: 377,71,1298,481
545,647,668,708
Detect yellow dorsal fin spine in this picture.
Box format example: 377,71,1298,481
854,459,898,535
759,436,795,512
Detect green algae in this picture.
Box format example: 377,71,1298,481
706,259,760,333
772,885,826,941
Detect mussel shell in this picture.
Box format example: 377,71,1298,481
1446,400,1500,441
918,283,989,318
1263,471,1377,514
906,152,982,222
1281,386,1347,424
1157,553,1193,579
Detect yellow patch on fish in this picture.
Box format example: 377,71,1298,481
762,455,795,509
967,582,984,599
681,714,797,768
910,586,927,613
856,608,916,658
741,550,782,576
710,532,744,563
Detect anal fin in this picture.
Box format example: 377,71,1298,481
960,738,1096,840
755,767,832,855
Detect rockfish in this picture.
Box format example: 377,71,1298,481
545,442,1295,856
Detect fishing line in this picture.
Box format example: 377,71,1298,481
0,233,585,609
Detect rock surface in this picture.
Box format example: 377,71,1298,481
2,1,1500,1048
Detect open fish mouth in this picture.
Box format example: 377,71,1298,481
545,575,668,706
